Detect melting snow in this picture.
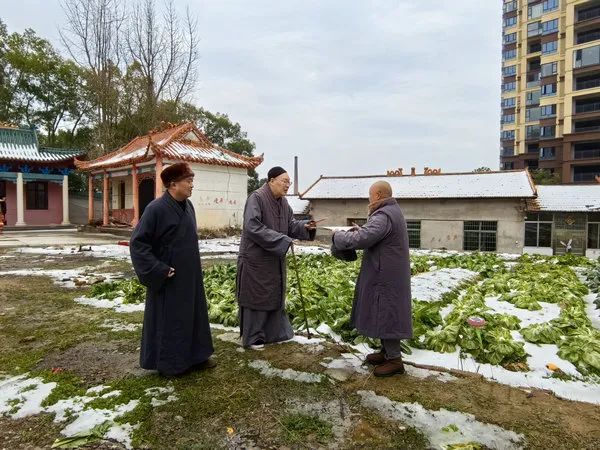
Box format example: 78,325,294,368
0,375,177,449
485,297,561,326
411,268,478,302
74,296,144,313
248,360,323,383
357,390,524,450
0,268,122,289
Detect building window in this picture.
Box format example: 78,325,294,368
526,90,541,105
502,65,517,76
541,83,557,96
542,40,558,55
525,213,553,247
26,181,48,210
503,49,517,60
504,16,517,28
346,218,367,226
502,113,516,124
463,221,497,252
501,162,515,170
543,0,559,13
528,21,542,36
589,222,600,249
540,104,557,117
501,130,515,140
502,81,516,92
526,125,541,138
406,220,421,249
504,1,517,13
540,147,556,160
504,32,517,44
540,125,556,138
574,45,600,69
541,61,558,77
501,146,514,157
526,107,541,122
542,19,559,35
501,97,516,108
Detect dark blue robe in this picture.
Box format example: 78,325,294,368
130,192,214,375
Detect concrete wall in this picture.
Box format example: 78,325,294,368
106,164,248,229
523,246,554,256
69,194,102,225
189,164,247,229
587,249,600,259
310,198,527,254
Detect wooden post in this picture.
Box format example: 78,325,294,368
155,156,163,198
88,175,94,224
132,165,139,227
102,171,109,226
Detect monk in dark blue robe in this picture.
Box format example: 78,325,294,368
130,162,214,375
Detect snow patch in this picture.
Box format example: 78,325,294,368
0,375,177,449
248,360,323,383
74,296,145,313
485,296,561,326
100,319,141,333
357,390,524,450
411,268,478,302
0,268,122,289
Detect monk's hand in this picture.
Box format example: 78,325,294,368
305,220,317,230
350,222,360,232
167,267,175,278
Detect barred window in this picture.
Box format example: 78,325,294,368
463,221,497,252
26,181,48,210
525,213,553,247
406,220,421,249
346,218,367,226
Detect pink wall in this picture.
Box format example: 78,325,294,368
3,181,63,226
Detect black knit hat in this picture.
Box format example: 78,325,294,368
268,166,287,180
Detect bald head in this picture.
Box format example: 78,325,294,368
369,181,393,204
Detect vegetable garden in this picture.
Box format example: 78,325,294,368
89,252,600,378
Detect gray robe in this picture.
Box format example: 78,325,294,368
236,184,314,312
130,192,214,375
333,198,413,340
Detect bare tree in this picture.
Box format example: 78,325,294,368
60,0,125,151
126,0,199,118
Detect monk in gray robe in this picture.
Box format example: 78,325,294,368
332,181,412,377
236,166,317,349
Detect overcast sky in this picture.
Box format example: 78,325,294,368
1,0,502,191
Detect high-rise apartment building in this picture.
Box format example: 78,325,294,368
500,0,600,183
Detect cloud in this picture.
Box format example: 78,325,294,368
1,0,503,188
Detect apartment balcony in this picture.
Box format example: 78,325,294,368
578,29,600,45
575,101,600,114
577,6,600,24
501,148,514,157
574,120,600,133
575,148,600,159
526,72,541,88
575,77,600,90
573,165,600,182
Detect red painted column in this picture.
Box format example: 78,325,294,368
102,171,109,226
88,175,94,224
